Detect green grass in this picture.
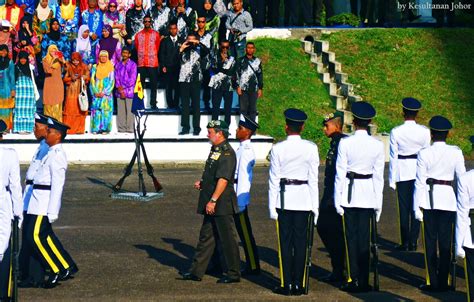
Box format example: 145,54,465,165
255,29,474,157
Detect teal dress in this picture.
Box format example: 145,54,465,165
90,64,114,133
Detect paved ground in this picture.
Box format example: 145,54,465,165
19,162,473,302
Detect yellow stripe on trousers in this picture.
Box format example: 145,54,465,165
7,256,12,298
34,216,60,273
342,215,352,283
276,220,284,287
421,220,430,285
239,212,256,270
465,257,470,302
47,236,70,270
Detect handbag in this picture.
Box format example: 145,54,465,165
78,77,89,112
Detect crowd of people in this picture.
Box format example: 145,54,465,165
0,0,264,136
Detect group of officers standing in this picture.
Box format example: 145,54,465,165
0,113,77,302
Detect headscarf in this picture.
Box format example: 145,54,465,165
36,1,53,21
47,18,61,41
199,0,216,21
76,24,91,53
95,50,113,80
98,25,118,59
0,44,10,70
105,0,120,21
15,51,32,78
60,0,77,20
44,44,61,69
69,51,87,75
18,15,34,45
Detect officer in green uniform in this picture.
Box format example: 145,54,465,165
179,120,241,284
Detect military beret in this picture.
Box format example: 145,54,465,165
284,108,307,126
470,136,474,144
322,111,344,126
239,115,259,132
429,115,452,131
35,112,50,125
351,102,376,120
0,119,7,133
207,120,229,131
47,118,70,134
402,97,422,111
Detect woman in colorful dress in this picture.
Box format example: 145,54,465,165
63,52,90,134
75,24,95,67
102,0,125,44
95,24,121,65
90,50,114,134
0,44,15,131
32,0,54,54
55,0,80,41
42,44,65,121
13,51,38,134
41,18,72,61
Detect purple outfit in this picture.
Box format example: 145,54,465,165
115,58,138,98
95,25,121,65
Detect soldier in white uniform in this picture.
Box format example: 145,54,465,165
19,113,51,287
0,120,23,301
455,136,474,302
23,118,78,289
269,108,319,296
389,98,431,251
234,115,260,275
414,115,466,292
334,102,385,293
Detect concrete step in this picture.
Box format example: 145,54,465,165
348,94,363,104
340,83,354,98
334,72,348,84
328,61,342,75
314,40,329,53
321,51,336,66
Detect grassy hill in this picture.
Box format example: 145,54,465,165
255,29,474,158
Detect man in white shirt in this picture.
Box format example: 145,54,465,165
414,116,466,292
334,102,385,293
269,108,319,296
233,115,260,276
389,98,430,251
455,136,474,300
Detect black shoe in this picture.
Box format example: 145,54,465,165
216,276,240,284
44,274,60,289
178,271,202,281
60,264,79,281
192,131,200,136
292,285,304,296
273,285,292,296
241,268,260,276
178,130,189,135
408,244,417,251
319,272,344,283
395,244,409,251
419,284,439,292
340,280,360,293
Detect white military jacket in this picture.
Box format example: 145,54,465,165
27,144,68,217
23,139,49,211
413,142,465,212
234,139,255,212
0,146,22,256
456,170,474,252
334,130,385,211
389,120,430,189
268,135,319,218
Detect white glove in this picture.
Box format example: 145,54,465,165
457,247,466,259
313,210,319,226
375,209,382,222
415,209,423,222
48,214,58,224
336,206,344,216
270,208,278,220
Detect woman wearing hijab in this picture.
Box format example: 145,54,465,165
14,16,38,69
95,24,121,65
33,0,55,53
55,0,80,40
42,44,66,121
63,52,90,134
13,51,38,134
103,0,126,44
200,0,220,52
75,24,94,66
41,18,72,61
0,44,15,131
90,50,114,134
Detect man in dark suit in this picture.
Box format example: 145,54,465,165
179,120,241,284
159,22,182,109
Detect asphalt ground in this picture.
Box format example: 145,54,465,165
18,162,474,302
